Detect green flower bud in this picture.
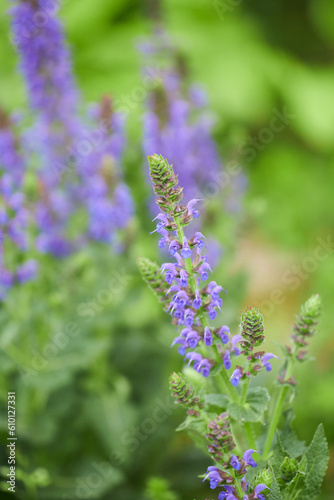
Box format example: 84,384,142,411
293,294,322,340
169,372,203,416
255,468,273,489
281,457,298,482
137,257,168,303
148,154,183,211
239,307,265,352
206,412,235,461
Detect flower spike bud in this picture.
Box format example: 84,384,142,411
148,154,183,211
255,468,273,489
291,294,322,356
169,372,203,416
137,257,169,303
280,457,299,483
206,412,236,461
240,307,265,353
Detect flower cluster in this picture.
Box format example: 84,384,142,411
0,108,37,299
78,95,133,247
9,0,133,257
146,154,278,386
139,31,247,210
147,153,243,379
203,412,270,499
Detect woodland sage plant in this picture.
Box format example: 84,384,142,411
138,154,329,500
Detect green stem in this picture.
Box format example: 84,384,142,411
244,422,257,450
262,355,295,460
218,361,238,402
231,470,244,499
240,373,250,405
238,365,257,449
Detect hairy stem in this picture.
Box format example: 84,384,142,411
231,470,244,498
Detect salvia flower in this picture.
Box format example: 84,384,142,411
204,423,260,495
146,154,235,378
140,32,247,222
10,4,133,256
0,109,37,298
229,368,242,387
262,353,279,372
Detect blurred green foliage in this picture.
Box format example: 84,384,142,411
0,0,334,498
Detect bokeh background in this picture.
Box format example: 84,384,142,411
0,0,334,499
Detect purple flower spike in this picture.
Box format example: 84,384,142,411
230,368,242,387
223,350,231,370
204,326,212,346
230,455,241,470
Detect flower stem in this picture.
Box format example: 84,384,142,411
231,470,244,498
240,373,250,405
244,422,257,450
262,355,295,460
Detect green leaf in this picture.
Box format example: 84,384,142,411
228,387,270,422
175,416,206,433
279,424,306,459
271,434,290,479
175,417,208,453
204,393,229,409
298,424,329,500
